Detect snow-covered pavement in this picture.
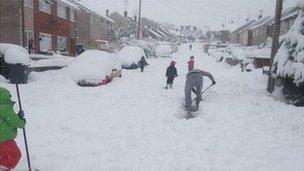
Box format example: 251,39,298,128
2,44,304,170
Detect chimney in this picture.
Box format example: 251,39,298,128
106,9,109,17
124,11,128,17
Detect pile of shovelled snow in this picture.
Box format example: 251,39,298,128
273,8,304,84
155,44,173,57
116,46,146,66
30,57,74,68
65,50,118,82
0,43,30,65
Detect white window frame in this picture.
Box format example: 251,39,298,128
57,2,67,19
24,0,33,8
39,0,52,14
70,9,75,22
39,33,52,52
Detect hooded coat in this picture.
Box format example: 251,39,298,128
0,87,25,143
138,57,149,68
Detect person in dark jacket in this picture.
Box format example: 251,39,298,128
138,56,149,72
187,56,195,71
185,69,216,112
165,61,178,89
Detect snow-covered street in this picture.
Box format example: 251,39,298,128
2,44,304,170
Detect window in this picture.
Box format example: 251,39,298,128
57,36,67,53
39,0,51,14
24,0,33,8
39,33,52,52
70,9,75,22
57,3,66,19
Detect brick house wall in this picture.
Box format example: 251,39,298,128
0,0,22,45
24,6,34,32
89,14,108,43
75,9,90,44
33,0,75,55
253,58,270,68
252,25,268,46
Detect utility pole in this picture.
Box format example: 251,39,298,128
137,0,142,39
267,0,283,93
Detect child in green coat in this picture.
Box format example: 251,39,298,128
0,87,26,170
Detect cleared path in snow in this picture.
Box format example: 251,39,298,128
3,44,303,170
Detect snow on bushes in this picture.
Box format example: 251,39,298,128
273,5,304,85
66,50,119,82
0,43,30,65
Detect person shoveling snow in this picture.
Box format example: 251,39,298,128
185,69,216,114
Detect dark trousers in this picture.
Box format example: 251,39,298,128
167,76,175,85
140,66,144,72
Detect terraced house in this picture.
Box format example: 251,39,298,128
0,0,79,55
68,0,116,46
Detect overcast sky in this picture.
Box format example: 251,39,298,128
79,0,299,30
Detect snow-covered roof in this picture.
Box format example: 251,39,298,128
250,16,272,30
153,29,166,37
149,29,164,38
167,29,180,35
58,0,79,10
235,20,255,33
67,0,114,23
281,6,299,21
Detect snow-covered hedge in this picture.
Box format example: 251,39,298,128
0,43,30,65
273,6,304,84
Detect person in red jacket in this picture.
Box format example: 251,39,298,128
187,56,195,71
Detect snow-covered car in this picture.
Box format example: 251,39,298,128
66,50,121,86
116,46,146,69
155,44,173,58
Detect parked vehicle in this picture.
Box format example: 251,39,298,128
155,43,174,58
116,46,146,69
66,50,121,87
96,40,109,52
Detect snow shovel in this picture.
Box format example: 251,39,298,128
15,84,32,171
191,84,214,103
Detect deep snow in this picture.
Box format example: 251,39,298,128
1,43,304,171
